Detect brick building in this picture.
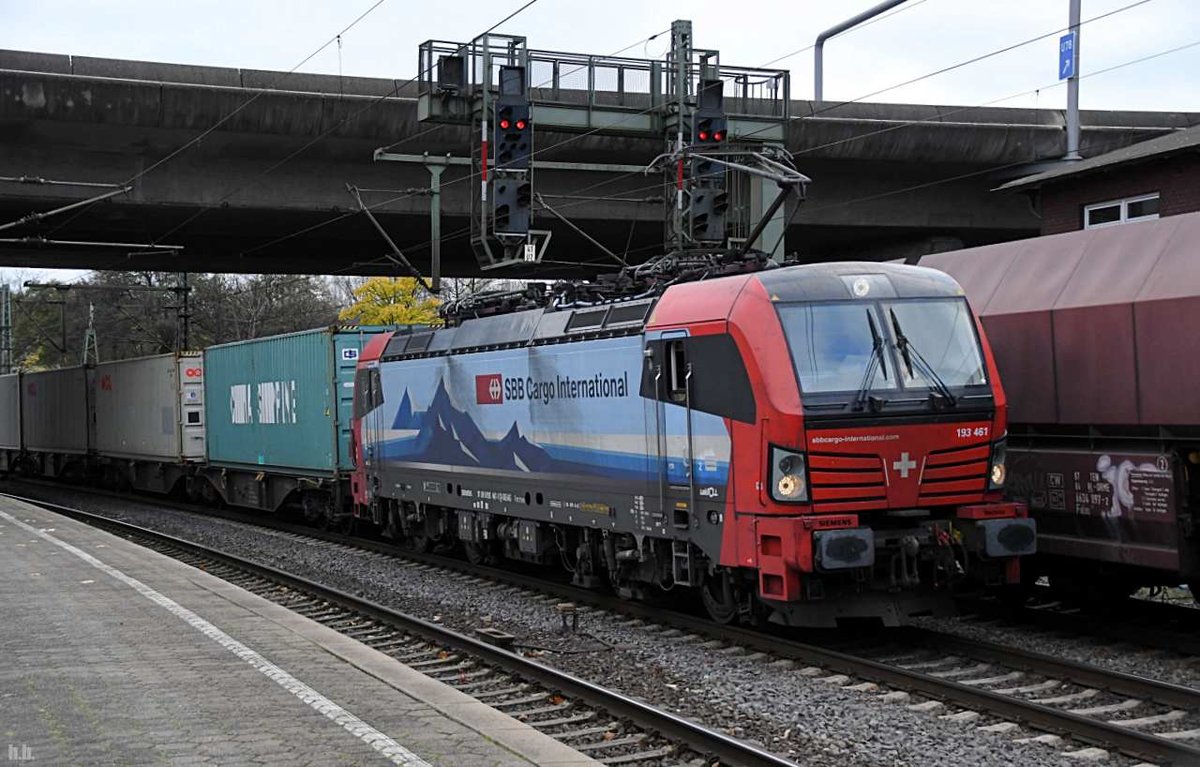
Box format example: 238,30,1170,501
998,124,1200,235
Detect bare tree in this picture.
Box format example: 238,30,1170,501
10,271,342,368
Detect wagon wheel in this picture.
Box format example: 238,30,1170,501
404,531,432,553
463,541,487,565
327,512,355,537
701,569,740,625
381,507,400,540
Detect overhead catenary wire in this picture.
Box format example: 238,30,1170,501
795,39,1200,219
307,35,1200,282
738,0,1158,142
79,0,544,276
110,89,1172,304
44,0,394,241
785,37,1200,163
235,0,1159,267
68,5,1194,302
144,0,543,247
238,26,676,261
36,0,1167,283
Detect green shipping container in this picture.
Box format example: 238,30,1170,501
203,326,394,474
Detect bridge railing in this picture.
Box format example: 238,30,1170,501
417,37,789,129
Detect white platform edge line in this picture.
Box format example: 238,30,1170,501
1,510,431,767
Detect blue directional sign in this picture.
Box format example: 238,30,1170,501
1059,31,1077,80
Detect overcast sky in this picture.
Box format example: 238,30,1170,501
1,0,1197,282
3,0,1198,111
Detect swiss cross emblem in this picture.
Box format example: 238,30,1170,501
892,452,917,479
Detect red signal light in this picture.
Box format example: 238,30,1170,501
499,118,511,130
515,119,527,130
713,130,724,142
698,130,710,141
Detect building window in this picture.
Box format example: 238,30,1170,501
1084,193,1160,229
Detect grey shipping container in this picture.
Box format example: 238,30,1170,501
22,366,91,454
94,353,206,462
203,326,394,474
0,373,20,450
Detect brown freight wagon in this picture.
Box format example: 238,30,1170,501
920,211,1200,599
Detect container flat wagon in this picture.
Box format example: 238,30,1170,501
921,211,1200,599
20,366,92,478
0,372,20,470
92,353,207,493
197,326,408,521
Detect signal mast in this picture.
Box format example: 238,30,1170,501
407,20,804,311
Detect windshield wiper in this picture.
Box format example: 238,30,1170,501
889,308,957,408
853,309,888,412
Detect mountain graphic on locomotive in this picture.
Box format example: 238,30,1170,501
350,261,1035,627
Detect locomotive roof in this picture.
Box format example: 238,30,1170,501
380,297,658,360
755,261,965,302
379,262,963,361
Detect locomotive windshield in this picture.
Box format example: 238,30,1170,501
777,297,986,397
777,303,900,394
887,298,987,389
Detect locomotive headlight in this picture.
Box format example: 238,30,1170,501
988,440,1007,490
770,447,809,503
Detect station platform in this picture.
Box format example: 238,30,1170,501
0,497,599,766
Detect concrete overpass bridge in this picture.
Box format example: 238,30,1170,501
1,49,1195,277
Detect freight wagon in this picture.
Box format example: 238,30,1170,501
352,262,1036,627
0,373,21,469
194,326,406,521
92,353,206,493
0,356,203,486
0,328,409,526
921,211,1200,600
18,365,92,478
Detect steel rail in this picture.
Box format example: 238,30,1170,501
956,591,1200,658
901,627,1200,711
13,495,802,767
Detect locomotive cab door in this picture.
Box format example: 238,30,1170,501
354,364,386,501
645,330,696,533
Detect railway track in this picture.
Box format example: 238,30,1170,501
12,485,1200,765
16,494,802,767
955,590,1200,659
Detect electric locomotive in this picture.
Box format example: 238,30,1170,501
350,261,1034,626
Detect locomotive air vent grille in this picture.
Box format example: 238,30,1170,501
605,302,651,327
917,443,989,501
807,452,888,505
566,308,607,331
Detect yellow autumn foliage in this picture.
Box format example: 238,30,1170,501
337,277,441,327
